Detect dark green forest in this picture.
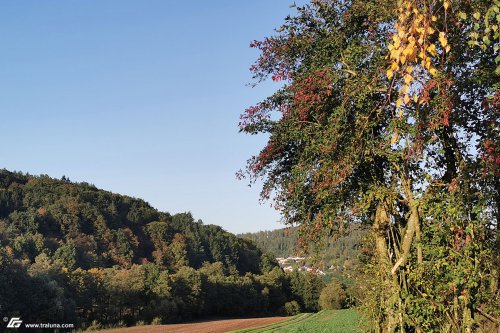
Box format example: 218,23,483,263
0,169,325,330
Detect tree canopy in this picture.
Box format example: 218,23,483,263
0,169,325,329
240,0,499,331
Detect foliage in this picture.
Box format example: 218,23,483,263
0,169,326,329
319,279,347,310
284,301,301,316
240,0,499,331
239,225,368,270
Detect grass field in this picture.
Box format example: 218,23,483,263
232,309,362,333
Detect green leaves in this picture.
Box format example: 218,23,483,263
241,0,499,331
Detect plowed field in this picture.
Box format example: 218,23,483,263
95,316,289,333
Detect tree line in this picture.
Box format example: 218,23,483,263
0,169,325,330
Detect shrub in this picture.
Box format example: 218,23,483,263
319,280,347,310
283,300,301,316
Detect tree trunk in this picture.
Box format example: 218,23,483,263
373,203,400,332
392,175,422,275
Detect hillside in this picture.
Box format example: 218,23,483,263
0,169,268,274
0,169,324,330
239,226,368,271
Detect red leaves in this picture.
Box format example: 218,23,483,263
249,37,295,82
252,142,276,173
481,139,500,177
238,103,269,132
272,71,288,82
479,93,499,177
447,178,458,193
291,69,334,121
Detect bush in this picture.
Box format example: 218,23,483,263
151,317,162,325
319,280,347,310
283,300,301,316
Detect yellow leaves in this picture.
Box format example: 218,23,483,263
393,35,401,48
387,69,394,79
424,58,432,70
427,43,437,56
386,0,450,103
439,32,448,48
415,13,424,24
404,47,417,62
404,94,411,104
391,130,399,144
439,32,451,53
395,90,415,113
390,49,399,60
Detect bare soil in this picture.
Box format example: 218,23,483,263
95,316,289,333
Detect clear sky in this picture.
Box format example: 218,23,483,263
0,1,301,234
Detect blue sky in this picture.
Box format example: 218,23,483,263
0,1,301,233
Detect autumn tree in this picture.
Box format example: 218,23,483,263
240,0,499,331
166,233,189,271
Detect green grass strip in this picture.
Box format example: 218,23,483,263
231,312,317,333
230,313,308,333
271,309,362,333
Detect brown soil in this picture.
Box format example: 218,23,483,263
95,316,289,333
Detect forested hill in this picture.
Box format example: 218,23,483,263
0,169,270,274
239,226,368,269
239,228,299,258
0,169,328,329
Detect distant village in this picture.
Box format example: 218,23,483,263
275,256,326,275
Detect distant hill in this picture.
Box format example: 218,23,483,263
239,225,368,270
